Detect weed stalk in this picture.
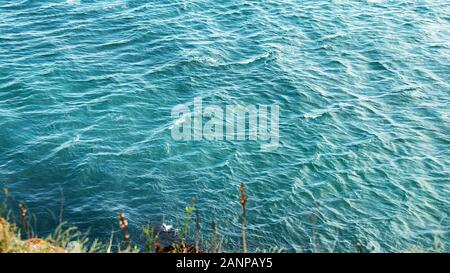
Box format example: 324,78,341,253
18,202,31,239
117,213,130,251
239,183,248,253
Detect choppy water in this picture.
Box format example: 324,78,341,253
0,0,449,252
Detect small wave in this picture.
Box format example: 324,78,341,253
169,112,191,130
185,51,274,68
303,113,322,119
367,0,386,3
233,51,273,66
303,109,335,120
66,0,80,4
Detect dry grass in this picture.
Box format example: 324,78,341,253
1,183,251,253
1,183,445,253
239,183,248,253
0,217,66,253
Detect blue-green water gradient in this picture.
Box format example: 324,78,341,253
0,0,449,252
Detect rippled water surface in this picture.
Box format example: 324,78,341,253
0,0,449,252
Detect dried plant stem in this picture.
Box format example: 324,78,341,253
195,203,200,253
212,220,218,253
239,183,248,253
117,213,130,251
59,186,64,224
107,228,114,253
154,239,162,253
18,202,31,239
1,187,8,217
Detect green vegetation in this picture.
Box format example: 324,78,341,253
0,184,245,253
0,184,444,253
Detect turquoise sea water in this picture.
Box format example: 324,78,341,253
0,0,449,252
